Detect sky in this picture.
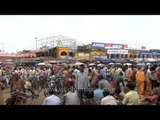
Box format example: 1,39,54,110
0,15,160,53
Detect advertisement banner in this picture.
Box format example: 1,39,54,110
76,52,90,60
106,43,128,49
91,42,106,48
92,56,107,61
107,50,128,54
137,51,152,55
91,51,106,56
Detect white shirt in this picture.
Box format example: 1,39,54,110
42,95,61,105
64,91,80,105
101,95,118,105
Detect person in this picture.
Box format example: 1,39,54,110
63,67,68,75
122,82,139,105
136,67,145,95
62,88,80,105
101,89,118,105
0,82,5,105
143,82,160,104
114,88,125,104
75,63,90,105
83,90,100,105
42,88,61,105
129,65,136,82
10,73,26,93
115,72,125,92
6,73,26,105
150,65,158,90
146,65,152,94
98,74,112,92
93,84,104,102
0,67,3,77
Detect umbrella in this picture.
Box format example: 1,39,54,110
146,62,152,65
115,63,122,66
123,63,132,66
137,63,145,66
74,62,84,66
45,63,52,67
89,63,96,66
97,64,104,67
108,62,114,65
37,62,46,66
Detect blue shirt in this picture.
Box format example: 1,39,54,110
94,88,104,101
42,95,61,105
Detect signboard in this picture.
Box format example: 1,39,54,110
137,51,160,55
107,50,128,54
75,52,90,60
78,53,90,57
106,43,128,49
92,56,107,60
91,42,106,48
91,51,106,56
150,49,160,52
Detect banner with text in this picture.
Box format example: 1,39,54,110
91,42,106,48
107,50,128,54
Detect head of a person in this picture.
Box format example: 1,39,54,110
126,82,136,91
99,74,105,80
115,88,122,95
119,71,123,76
103,89,110,97
85,90,94,99
48,88,56,95
79,64,85,72
88,68,92,73
13,73,20,81
155,82,160,88
131,65,134,69
138,67,141,71
95,84,99,89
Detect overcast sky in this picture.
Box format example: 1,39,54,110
0,15,160,53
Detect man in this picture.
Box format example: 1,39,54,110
122,82,139,105
146,65,152,94
83,90,100,105
75,63,89,105
115,72,125,92
98,74,112,92
42,88,61,105
5,73,26,105
93,84,104,102
101,89,118,105
10,73,26,93
62,88,80,105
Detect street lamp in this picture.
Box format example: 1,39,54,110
34,37,38,51
0,43,4,52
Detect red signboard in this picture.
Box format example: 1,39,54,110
105,43,128,49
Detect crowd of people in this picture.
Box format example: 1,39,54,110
0,61,160,105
